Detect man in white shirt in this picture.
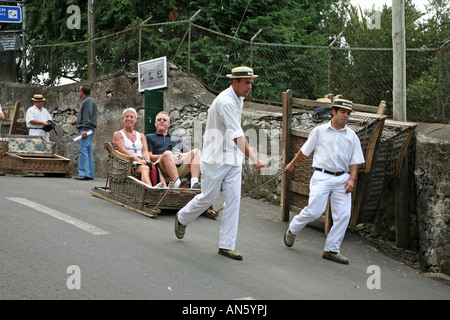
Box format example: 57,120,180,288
284,99,365,265
26,94,53,140
175,66,265,260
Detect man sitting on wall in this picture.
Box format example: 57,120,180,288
146,111,201,189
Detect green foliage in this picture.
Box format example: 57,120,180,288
16,0,449,121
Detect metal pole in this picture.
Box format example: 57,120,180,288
249,28,262,102
437,40,450,121
88,0,95,79
21,0,26,83
250,28,263,68
328,31,343,94
188,9,201,76
139,15,152,62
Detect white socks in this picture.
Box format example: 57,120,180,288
190,178,199,188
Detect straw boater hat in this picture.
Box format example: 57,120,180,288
332,98,353,111
316,98,332,104
226,66,258,79
31,94,46,101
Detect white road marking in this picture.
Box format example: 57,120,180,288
7,197,109,236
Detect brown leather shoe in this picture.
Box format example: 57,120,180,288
218,248,243,260
322,251,349,264
284,228,296,247
174,213,186,239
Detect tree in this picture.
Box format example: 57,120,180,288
324,0,447,120
24,0,187,84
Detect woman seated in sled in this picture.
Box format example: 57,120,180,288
113,107,166,187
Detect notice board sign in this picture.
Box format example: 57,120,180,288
0,33,21,51
138,56,167,92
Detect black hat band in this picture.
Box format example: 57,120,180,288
334,100,352,108
232,71,254,77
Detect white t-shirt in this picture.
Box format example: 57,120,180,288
301,121,365,172
202,86,245,166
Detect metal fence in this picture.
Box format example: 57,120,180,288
26,19,448,122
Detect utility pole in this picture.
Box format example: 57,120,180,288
87,0,95,79
22,0,26,83
392,0,406,122
392,0,409,249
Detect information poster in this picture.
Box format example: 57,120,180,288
138,56,167,92
0,33,21,51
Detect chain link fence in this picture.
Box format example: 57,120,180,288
24,19,448,122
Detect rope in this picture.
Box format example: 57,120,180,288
213,169,286,215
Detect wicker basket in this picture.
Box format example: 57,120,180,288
357,121,416,223
0,153,70,175
0,140,8,154
111,176,200,209
100,142,201,215
108,152,131,182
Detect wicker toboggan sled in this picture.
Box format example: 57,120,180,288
91,142,216,218
0,135,70,176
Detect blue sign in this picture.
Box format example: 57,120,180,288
0,6,22,23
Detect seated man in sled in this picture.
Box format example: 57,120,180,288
113,108,166,187
146,111,201,189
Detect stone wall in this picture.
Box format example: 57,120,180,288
414,124,450,274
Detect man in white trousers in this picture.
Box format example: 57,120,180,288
175,66,265,261
284,99,365,264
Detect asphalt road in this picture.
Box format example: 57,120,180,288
1,175,449,303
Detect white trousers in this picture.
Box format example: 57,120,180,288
178,163,242,250
289,171,352,253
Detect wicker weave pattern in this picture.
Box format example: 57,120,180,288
358,124,415,223
0,153,69,174
0,140,7,154
108,152,131,182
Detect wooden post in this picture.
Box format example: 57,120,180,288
281,90,292,222
395,152,410,248
8,102,20,135
377,100,387,115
